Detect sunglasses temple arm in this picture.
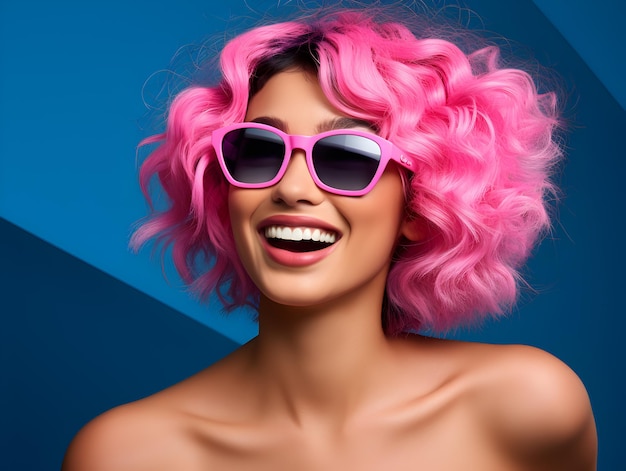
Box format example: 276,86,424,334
393,149,417,172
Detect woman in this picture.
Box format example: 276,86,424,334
63,9,596,470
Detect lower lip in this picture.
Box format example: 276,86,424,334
260,236,337,267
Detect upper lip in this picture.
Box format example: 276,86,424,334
257,215,342,237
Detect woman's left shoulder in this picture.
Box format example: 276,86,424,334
468,342,597,469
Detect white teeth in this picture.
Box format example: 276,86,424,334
264,226,337,244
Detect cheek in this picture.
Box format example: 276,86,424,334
227,189,242,228
227,188,257,257
227,190,242,237
342,171,407,248
369,171,406,223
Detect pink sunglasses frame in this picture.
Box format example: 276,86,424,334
211,122,416,196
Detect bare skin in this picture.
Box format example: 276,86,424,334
62,339,596,470
62,71,596,470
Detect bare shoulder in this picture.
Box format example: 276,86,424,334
62,347,254,471
61,397,197,471
466,343,597,469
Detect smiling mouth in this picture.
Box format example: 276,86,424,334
263,226,338,252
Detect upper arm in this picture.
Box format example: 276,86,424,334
479,346,597,470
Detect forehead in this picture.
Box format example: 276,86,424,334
245,70,348,135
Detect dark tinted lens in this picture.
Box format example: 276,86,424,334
312,135,381,191
221,128,285,183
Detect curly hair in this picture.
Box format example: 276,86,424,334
131,10,560,335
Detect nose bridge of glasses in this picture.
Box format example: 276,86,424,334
276,134,320,194
284,134,317,179
288,134,315,157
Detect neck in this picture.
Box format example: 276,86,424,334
247,282,397,429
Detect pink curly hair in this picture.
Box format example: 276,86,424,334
131,10,561,335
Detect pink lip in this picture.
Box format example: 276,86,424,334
257,215,342,267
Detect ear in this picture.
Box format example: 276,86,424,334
399,215,424,242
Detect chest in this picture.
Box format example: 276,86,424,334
191,411,514,471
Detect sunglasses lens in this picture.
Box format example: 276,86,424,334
221,128,285,184
313,135,382,191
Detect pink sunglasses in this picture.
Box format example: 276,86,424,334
211,122,415,196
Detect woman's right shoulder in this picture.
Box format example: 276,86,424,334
61,398,189,471
62,352,252,471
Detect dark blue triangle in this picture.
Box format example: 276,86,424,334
0,217,239,471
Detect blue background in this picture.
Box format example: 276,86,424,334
1,0,624,469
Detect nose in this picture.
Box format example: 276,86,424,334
271,149,324,206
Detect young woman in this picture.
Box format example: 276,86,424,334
63,9,597,470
